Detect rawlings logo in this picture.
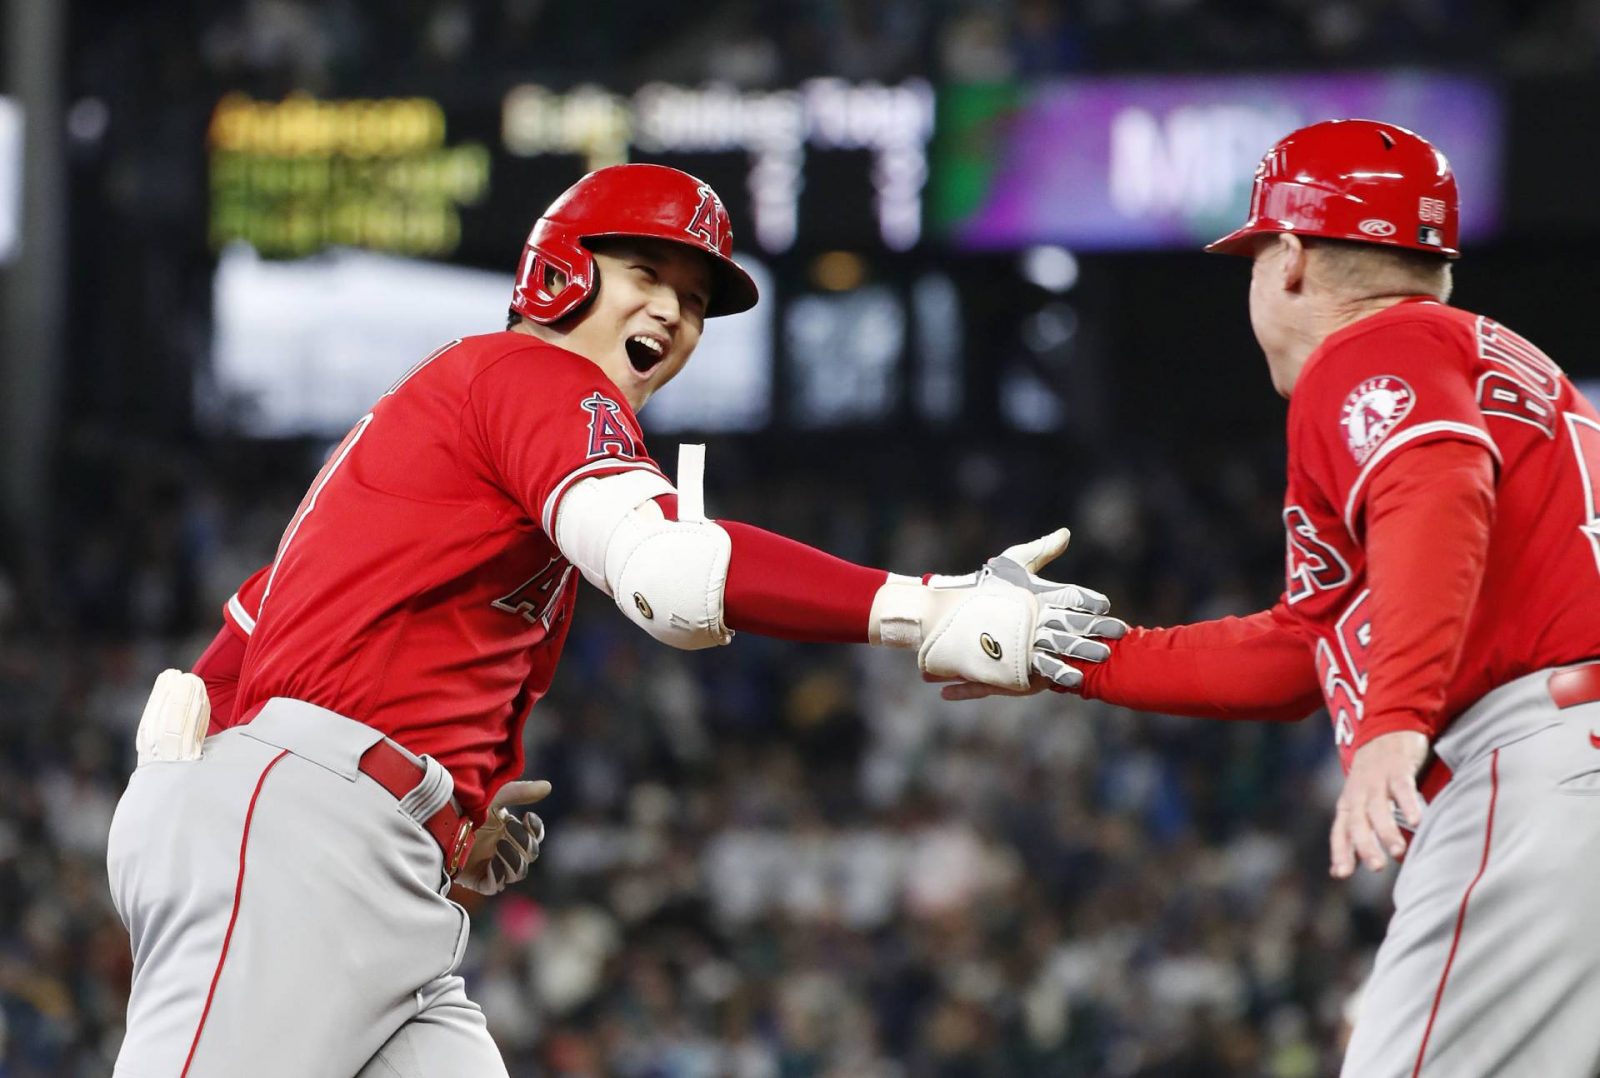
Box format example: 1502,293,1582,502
1358,218,1397,237
581,392,636,460
1340,376,1415,463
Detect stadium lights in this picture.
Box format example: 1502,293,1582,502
1019,244,1078,293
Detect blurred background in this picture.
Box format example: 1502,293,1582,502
3,1,1600,1074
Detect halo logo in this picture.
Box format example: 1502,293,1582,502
1358,218,1397,237
1340,375,1415,463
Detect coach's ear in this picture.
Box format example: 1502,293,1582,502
1277,232,1308,293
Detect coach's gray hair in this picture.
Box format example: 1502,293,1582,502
1305,238,1453,303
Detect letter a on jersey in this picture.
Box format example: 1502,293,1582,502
581,392,636,460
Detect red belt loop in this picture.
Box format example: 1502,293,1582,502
1549,662,1600,711
357,741,475,874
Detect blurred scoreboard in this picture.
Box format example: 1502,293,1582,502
203,73,1505,438
205,72,1502,264
933,71,1504,251
206,80,936,265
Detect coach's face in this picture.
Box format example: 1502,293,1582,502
1247,233,1306,398
569,238,711,412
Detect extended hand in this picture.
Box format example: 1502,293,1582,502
926,528,1126,699
1329,731,1430,879
454,779,552,896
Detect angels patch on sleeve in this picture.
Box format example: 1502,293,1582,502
1339,376,1416,463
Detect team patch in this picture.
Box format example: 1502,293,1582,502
581,392,636,460
1339,376,1415,463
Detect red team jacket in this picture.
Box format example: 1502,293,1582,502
221,333,670,816
1083,299,1600,769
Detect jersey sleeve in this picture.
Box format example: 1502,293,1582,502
1292,316,1501,538
221,564,272,639
1076,602,1322,722
462,348,666,537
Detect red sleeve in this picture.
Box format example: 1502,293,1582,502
655,494,887,643
1077,603,1322,722
463,345,665,535
193,624,248,729
222,564,271,639
1353,438,1496,747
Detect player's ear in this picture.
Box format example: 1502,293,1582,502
1278,233,1308,292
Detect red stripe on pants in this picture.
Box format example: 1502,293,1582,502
181,748,291,1077
1412,748,1500,1077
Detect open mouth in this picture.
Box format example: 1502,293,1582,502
625,334,667,374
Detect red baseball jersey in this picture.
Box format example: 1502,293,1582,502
232,332,664,815
1281,298,1600,770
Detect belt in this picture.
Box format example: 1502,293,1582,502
358,741,476,875
1418,660,1600,801
1549,661,1600,710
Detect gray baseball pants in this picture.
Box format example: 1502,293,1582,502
107,698,508,1078
1342,664,1600,1077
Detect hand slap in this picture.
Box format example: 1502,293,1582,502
1329,731,1429,879
988,529,1113,616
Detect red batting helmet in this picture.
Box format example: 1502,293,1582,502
510,164,759,323
1207,119,1460,259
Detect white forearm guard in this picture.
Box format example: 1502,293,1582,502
553,453,734,651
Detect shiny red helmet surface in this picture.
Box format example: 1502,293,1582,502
511,164,760,323
1207,119,1460,259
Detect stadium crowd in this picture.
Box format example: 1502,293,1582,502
0,435,1395,1077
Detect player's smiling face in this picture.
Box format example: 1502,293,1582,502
566,238,712,412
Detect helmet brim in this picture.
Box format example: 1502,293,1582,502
704,257,759,318
1204,224,1272,256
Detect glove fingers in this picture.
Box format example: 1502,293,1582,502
1033,628,1112,663
1032,584,1111,615
1031,652,1084,689
1038,610,1128,639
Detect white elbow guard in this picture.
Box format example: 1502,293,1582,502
553,448,734,650
608,510,733,649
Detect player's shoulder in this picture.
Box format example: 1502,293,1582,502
463,332,622,396
1302,300,1473,389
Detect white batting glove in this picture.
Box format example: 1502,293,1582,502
870,528,1125,692
453,779,551,896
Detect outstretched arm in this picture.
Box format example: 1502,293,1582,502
553,463,1119,692
1075,604,1323,722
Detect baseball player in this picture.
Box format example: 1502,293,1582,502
946,120,1600,1075
106,163,1124,1078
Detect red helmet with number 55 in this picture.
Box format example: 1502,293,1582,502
1207,119,1460,259
510,163,760,323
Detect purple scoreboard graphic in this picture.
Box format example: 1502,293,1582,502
933,73,1502,252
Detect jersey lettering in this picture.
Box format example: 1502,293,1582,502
1335,589,1374,694
1477,317,1561,401
1284,506,1353,603
1318,590,1374,750
581,392,636,460
1566,413,1600,577
1316,639,1363,748
685,185,723,248
1477,371,1558,438
491,557,574,638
